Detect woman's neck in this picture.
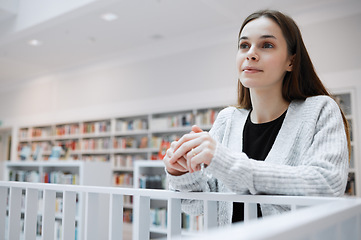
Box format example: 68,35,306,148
249,88,289,124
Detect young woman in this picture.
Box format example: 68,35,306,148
163,10,350,225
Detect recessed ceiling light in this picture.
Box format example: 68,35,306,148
151,34,164,40
28,39,43,46
100,13,118,22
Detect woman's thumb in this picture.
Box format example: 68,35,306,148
192,125,203,133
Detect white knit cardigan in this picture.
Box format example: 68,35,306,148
167,95,349,226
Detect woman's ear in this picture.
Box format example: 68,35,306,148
286,54,295,72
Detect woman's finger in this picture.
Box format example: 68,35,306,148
172,132,203,152
170,135,204,164
188,139,215,172
177,157,188,170
192,125,204,133
186,146,201,173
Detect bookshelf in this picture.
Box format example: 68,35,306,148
4,161,111,240
133,160,167,239
9,106,222,240
12,107,222,164
133,160,203,239
332,88,360,197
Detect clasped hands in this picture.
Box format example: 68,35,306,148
163,125,216,176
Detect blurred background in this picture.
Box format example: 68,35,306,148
0,0,360,126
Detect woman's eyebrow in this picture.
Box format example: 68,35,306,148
260,34,276,39
239,35,277,40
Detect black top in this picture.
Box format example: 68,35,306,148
232,110,287,223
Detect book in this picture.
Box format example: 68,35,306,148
20,145,31,161
49,146,62,161
158,140,170,160
33,145,43,161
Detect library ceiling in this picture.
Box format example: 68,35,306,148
0,0,360,89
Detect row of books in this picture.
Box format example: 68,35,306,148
151,113,194,130
150,109,220,130
8,170,40,182
19,127,54,139
113,136,148,149
30,142,52,152
19,121,110,139
19,128,29,139
195,109,220,126
113,154,145,168
18,144,66,160
113,173,133,187
116,118,148,132
147,210,204,231
83,121,111,134
18,141,78,152
31,127,53,138
139,174,166,189
19,134,181,151
18,109,221,140
114,135,180,150
182,213,204,231
81,155,108,161
43,171,79,185
8,170,79,184
82,138,112,150
17,136,178,162
19,135,163,154
150,208,167,228
56,124,80,136
56,140,79,151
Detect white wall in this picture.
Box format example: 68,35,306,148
0,40,238,126
0,12,360,127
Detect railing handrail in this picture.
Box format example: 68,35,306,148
177,197,361,240
1,180,360,240
0,180,342,205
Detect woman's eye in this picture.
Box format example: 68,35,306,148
239,43,249,49
263,43,274,48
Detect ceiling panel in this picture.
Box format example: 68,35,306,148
0,0,360,88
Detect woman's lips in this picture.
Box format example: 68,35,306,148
243,67,263,73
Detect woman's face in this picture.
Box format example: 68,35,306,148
236,17,293,92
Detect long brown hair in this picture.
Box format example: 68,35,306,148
236,10,351,158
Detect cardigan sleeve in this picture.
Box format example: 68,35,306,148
206,97,349,196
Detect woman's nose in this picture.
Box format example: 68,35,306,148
246,47,259,61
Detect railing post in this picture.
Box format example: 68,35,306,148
62,191,77,240
85,192,100,240
8,187,22,240
133,195,150,240
244,202,257,222
0,187,7,240
41,189,56,240
167,198,182,239
24,188,39,240
109,194,123,240
204,200,217,230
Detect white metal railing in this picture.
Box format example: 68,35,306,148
0,181,360,240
